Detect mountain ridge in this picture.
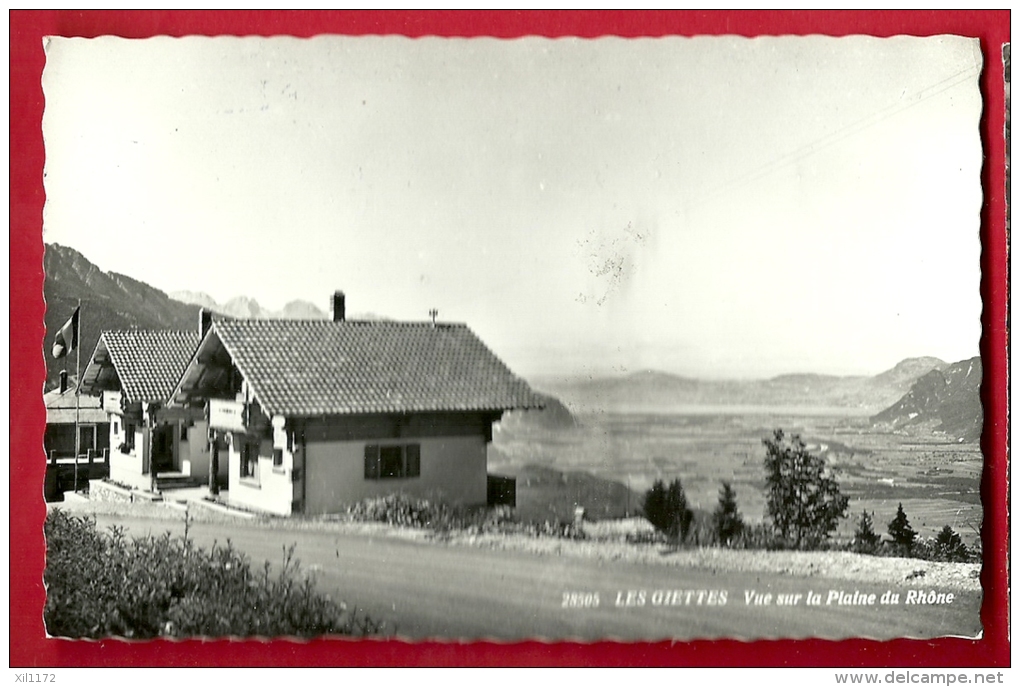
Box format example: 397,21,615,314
871,357,982,441
536,356,953,414
44,243,205,389
170,290,328,320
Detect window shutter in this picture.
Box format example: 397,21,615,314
405,444,420,478
364,445,380,479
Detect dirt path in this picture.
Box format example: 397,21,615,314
56,501,982,641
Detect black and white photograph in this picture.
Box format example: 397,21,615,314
39,33,985,643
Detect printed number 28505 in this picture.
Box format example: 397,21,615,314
562,592,600,608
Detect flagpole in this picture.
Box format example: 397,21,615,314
73,299,81,493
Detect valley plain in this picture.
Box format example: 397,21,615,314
491,407,982,548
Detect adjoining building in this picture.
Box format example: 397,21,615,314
77,322,220,492
44,371,110,462
44,371,112,500
170,292,542,516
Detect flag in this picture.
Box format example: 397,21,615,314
52,306,79,359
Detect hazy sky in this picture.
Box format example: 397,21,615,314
41,35,983,380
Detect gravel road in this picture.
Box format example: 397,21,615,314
47,496,982,641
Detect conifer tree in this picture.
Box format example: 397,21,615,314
935,525,969,562
852,510,881,554
887,502,917,554
643,479,667,532
664,479,694,543
643,478,693,543
713,481,744,546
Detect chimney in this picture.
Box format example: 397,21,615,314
331,291,346,322
199,308,213,338
59,370,68,394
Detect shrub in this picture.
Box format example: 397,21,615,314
729,522,784,550
712,481,744,547
345,494,589,541
643,478,694,544
346,493,447,528
762,429,849,550
887,502,917,556
851,510,882,555
625,529,667,545
43,509,379,639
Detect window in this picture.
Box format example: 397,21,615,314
124,424,135,451
273,448,284,468
364,444,420,480
180,424,189,441
240,442,259,481
113,420,119,435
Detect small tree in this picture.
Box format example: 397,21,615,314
887,502,917,555
762,429,849,549
664,479,694,543
643,478,693,543
643,479,668,532
713,481,744,546
934,525,969,562
852,510,881,555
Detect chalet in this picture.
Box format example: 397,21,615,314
44,371,110,462
170,293,543,516
77,321,222,492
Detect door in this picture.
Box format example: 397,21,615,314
77,425,95,456
152,425,175,472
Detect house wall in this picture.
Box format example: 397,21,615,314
303,434,487,515
223,411,498,516
107,413,147,488
226,431,294,516
179,420,222,480
108,424,151,491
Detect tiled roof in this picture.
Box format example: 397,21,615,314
212,319,543,417
101,330,200,404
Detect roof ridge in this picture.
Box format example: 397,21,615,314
215,319,468,327
101,329,200,336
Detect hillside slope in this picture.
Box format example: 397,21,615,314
43,244,204,389
871,357,983,441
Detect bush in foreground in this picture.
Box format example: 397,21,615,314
44,509,380,639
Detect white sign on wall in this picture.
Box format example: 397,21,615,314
209,399,246,432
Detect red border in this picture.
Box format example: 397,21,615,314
10,10,1009,667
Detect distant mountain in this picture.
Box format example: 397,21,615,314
871,356,949,387
281,300,327,319
537,356,949,414
167,289,219,312
43,244,204,389
170,291,328,320
871,357,982,441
